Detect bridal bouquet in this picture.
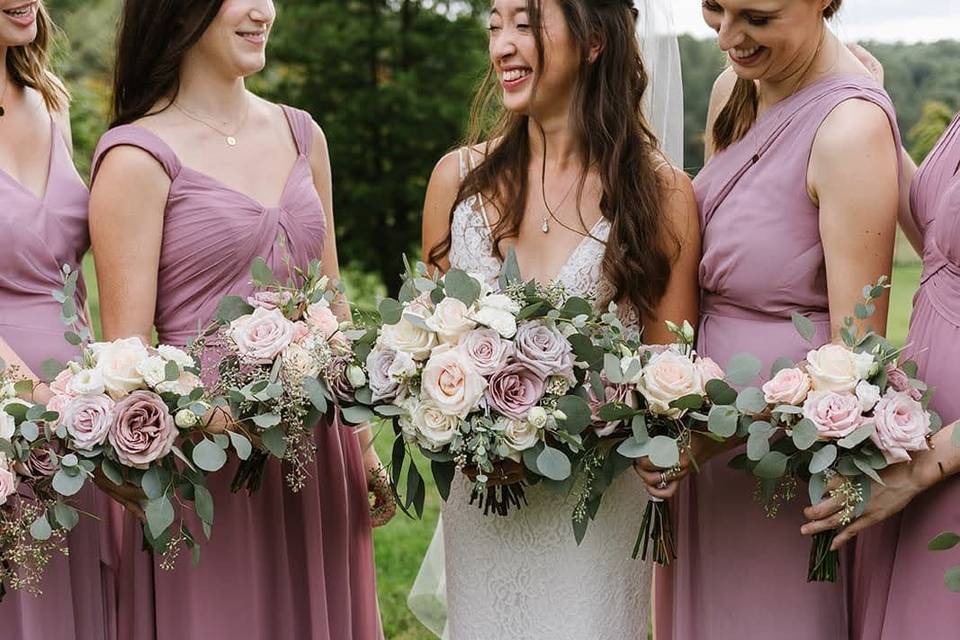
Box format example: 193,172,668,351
0,363,78,599
43,265,228,568
731,278,941,581
370,256,603,518
571,320,748,565
199,257,375,494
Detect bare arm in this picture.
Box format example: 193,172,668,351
421,150,463,272
809,99,899,338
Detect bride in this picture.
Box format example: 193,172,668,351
413,0,696,637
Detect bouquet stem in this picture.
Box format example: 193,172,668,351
469,482,527,517
807,529,839,582
633,497,676,565
230,450,269,494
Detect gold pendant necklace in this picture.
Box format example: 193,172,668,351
173,98,250,147
0,75,8,118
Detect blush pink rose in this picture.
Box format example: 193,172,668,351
63,395,115,450
49,369,76,397
229,307,297,364
0,463,17,506
421,347,487,418
696,357,725,384
460,328,514,376
47,394,72,417
305,302,340,339
870,390,931,464
802,390,863,439
108,391,176,469
485,363,545,421
762,367,812,405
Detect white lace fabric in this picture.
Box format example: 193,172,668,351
420,149,653,640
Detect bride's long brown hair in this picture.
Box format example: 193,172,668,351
428,0,676,321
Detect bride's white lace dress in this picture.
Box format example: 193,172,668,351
418,149,652,640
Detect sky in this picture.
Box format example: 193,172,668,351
672,0,960,43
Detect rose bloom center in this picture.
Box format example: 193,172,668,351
439,366,465,396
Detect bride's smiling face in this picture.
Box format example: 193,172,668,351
488,0,581,118
701,0,831,83
192,0,275,78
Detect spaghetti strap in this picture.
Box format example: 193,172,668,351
91,125,183,183
279,104,315,157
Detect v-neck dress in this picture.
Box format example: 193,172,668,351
0,116,117,640
90,105,383,640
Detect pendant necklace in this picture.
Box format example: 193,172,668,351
173,98,250,147
540,173,580,234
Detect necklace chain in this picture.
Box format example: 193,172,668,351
173,98,250,147
0,73,8,118
539,173,580,234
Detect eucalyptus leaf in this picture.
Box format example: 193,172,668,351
19,421,39,442
250,256,274,286
227,431,253,461
631,414,649,442
194,485,215,525
252,413,282,429
341,405,375,425
746,431,771,461
165,360,180,382
791,419,818,451
705,379,737,406
53,502,80,530
648,436,680,468
735,387,766,414
443,269,482,306
41,359,65,381
374,405,406,417
378,299,403,326
303,376,329,413
145,496,175,539
100,459,124,486
52,468,86,497
215,296,254,324
30,514,52,541
724,353,762,386
808,471,828,505
498,248,523,288
838,424,875,449
754,451,789,479
791,313,816,343
567,334,603,370
616,436,651,459
929,532,960,552
556,395,592,435
261,426,287,458
536,446,572,481
141,466,165,500
192,439,228,472
770,356,796,378
853,456,884,485
946,567,960,593
707,405,739,438
809,444,838,474
603,353,624,384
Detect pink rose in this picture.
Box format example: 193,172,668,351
305,302,340,339
871,390,931,464
696,357,725,384
47,394,72,417
49,369,76,397
485,363,545,421
229,307,297,364
421,346,487,418
0,462,17,506
638,350,704,417
292,321,310,344
460,329,514,376
63,395,115,450
884,364,923,401
246,291,293,310
802,390,863,439
586,381,634,437
762,367,812,405
108,391,176,469
513,321,575,382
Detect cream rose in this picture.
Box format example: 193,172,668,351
421,347,487,418
638,350,704,417
411,400,459,451
229,307,297,364
281,342,321,384
762,367,812,405
426,298,477,344
501,418,540,461
156,345,196,369
93,337,149,398
696,357,725,384
806,344,876,393
379,311,437,361
855,380,882,412
137,355,169,389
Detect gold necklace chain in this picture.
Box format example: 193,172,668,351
0,73,8,118
173,98,250,147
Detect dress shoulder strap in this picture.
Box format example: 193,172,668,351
279,105,315,157
91,125,183,183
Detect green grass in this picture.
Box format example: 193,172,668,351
78,257,922,640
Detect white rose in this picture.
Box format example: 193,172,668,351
175,409,199,429
425,298,477,344
806,344,875,393
67,368,106,396
527,406,548,430
137,356,169,389
411,400,459,451
157,371,203,396
93,337,149,399
156,345,196,369
501,418,539,461
637,350,704,417
0,409,15,440
472,293,520,338
855,380,882,412
379,312,437,361
387,350,417,381
420,346,487,418
347,365,367,389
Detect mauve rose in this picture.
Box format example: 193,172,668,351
884,364,923,401
460,328,514,376
247,290,292,310
367,349,402,402
63,395,115,450
586,380,634,437
49,369,75,397
871,390,930,464
325,358,356,403
762,367,812,405
485,363,545,421
108,391,176,469
16,443,60,479
802,390,863,439
513,321,575,381
230,307,297,364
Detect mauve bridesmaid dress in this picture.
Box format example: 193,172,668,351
90,105,383,639
654,75,901,640
852,112,960,639
0,115,116,639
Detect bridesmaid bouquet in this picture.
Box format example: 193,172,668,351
199,257,375,494
368,255,599,518
570,320,745,566
0,364,78,599
731,278,941,582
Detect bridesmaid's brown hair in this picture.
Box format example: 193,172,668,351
5,2,68,112
429,0,676,321
111,1,224,127
712,0,843,152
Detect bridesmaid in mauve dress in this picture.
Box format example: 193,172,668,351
87,1,391,638
645,3,903,639
0,3,116,638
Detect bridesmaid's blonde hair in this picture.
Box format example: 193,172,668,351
5,2,69,112
712,0,842,152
